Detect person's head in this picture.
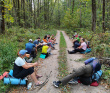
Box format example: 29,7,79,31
48,37,50,40
79,36,82,39
81,38,85,43
44,35,47,39
43,42,47,46
47,34,50,37
37,37,41,41
74,31,76,32
29,39,33,43
52,34,54,37
19,49,27,58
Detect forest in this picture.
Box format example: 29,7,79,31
0,0,110,92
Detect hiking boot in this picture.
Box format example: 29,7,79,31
68,79,78,84
53,81,59,88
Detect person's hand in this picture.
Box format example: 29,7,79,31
34,62,38,66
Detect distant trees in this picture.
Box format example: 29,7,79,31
0,0,110,33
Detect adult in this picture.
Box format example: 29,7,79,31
43,35,55,49
41,42,51,58
53,58,101,87
73,36,82,48
25,39,37,58
13,50,42,85
68,38,87,54
33,37,43,49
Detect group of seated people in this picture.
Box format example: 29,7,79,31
68,32,89,54
13,34,56,86
25,34,56,58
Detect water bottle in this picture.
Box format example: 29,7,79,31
27,82,32,90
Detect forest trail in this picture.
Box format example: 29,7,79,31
28,31,60,93
62,31,109,93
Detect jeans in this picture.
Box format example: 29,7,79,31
47,42,54,48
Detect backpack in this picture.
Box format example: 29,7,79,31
92,70,102,82
4,69,27,85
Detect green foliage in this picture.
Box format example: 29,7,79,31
101,65,110,84
61,9,79,29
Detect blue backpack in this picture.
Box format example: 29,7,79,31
4,70,27,85
80,48,91,54
92,70,102,82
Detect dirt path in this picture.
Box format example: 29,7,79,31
62,31,109,93
29,31,60,93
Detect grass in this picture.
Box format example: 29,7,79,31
0,26,57,92
58,32,70,93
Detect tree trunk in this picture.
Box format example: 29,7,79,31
17,0,20,26
23,0,25,27
79,1,82,28
92,0,96,32
37,0,40,27
72,0,74,13
102,0,105,32
0,1,5,33
58,0,60,26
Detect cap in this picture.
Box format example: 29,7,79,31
19,50,27,55
29,39,33,42
43,42,47,45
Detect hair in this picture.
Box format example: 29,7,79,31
74,31,76,32
44,35,47,39
82,38,85,42
79,36,82,38
37,37,40,39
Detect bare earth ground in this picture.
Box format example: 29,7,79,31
28,31,61,93
62,31,110,93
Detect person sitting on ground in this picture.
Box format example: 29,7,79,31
13,49,43,86
73,36,82,48
47,34,51,40
41,42,52,58
50,34,56,42
72,35,80,46
43,35,55,49
53,58,101,87
33,37,43,49
25,39,37,58
68,38,87,54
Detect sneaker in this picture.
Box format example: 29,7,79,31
68,79,78,84
53,81,59,88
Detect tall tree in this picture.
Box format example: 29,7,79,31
102,0,105,32
92,0,96,32
0,0,5,33
72,0,74,13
